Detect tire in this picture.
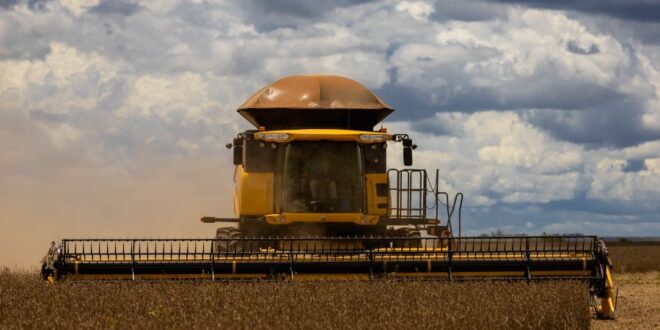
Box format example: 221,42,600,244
214,227,242,253
391,227,422,248
214,227,260,254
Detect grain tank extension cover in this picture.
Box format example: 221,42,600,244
238,75,394,130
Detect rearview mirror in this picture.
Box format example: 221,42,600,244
403,147,413,166
233,138,243,165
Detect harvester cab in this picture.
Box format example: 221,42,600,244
41,75,616,319
203,75,451,240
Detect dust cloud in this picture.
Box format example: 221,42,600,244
0,151,234,268
0,89,240,268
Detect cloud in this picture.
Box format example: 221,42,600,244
0,0,20,9
379,8,659,148
88,0,141,16
239,0,376,32
387,111,659,234
566,41,600,55
431,0,507,22
0,41,239,267
5,2,655,148
396,1,434,21
0,0,659,267
492,0,660,23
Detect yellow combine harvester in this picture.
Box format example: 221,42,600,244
41,75,616,318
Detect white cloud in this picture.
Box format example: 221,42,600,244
393,7,635,93
647,158,660,173
390,110,660,207
396,1,434,21
0,0,659,267
59,0,101,17
121,72,219,122
1,42,126,115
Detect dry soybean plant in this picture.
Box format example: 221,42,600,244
607,245,660,273
0,270,591,329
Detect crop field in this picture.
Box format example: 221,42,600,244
1,243,658,329
0,270,593,329
607,243,660,273
591,243,660,329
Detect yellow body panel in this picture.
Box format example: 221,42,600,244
234,166,274,216
601,266,616,319
254,129,391,143
265,213,379,225
366,173,388,216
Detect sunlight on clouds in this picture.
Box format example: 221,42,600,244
122,73,217,123
646,159,660,174
391,110,660,208
1,0,659,267
474,112,583,173
396,1,434,22
58,0,100,17
1,42,125,115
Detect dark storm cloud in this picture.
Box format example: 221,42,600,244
612,20,660,45
380,77,631,132
531,191,659,217
623,159,647,173
524,103,660,148
463,199,660,236
88,0,142,16
0,0,19,10
244,0,374,18
375,79,436,121
385,84,652,148
0,0,50,10
27,0,49,11
566,41,599,55
493,0,660,22
431,0,507,22
239,0,375,31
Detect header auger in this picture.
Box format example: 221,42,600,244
41,75,616,318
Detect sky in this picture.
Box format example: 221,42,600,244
1,0,659,267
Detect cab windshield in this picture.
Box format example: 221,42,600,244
282,141,363,213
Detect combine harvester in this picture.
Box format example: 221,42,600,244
41,75,616,318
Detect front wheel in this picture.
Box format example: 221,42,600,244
390,227,422,248
214,227,241,253
214,227,260,254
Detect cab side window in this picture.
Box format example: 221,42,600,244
244,139,278,172
363,143,386,173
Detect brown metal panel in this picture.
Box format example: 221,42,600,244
238,75,393,110
237,75,394,129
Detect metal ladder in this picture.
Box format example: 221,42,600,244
387,169,464,236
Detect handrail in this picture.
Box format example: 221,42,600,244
387,168,463,235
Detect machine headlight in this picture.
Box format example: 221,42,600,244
359,134,387,142
255,133,290,141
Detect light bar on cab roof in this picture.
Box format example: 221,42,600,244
359,134,387,142
255,132,290,141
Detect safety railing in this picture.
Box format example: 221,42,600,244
51,236,602,279
386,169,463,233
387,169,427,220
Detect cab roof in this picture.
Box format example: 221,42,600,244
239,75,393,110
237,75,394,130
